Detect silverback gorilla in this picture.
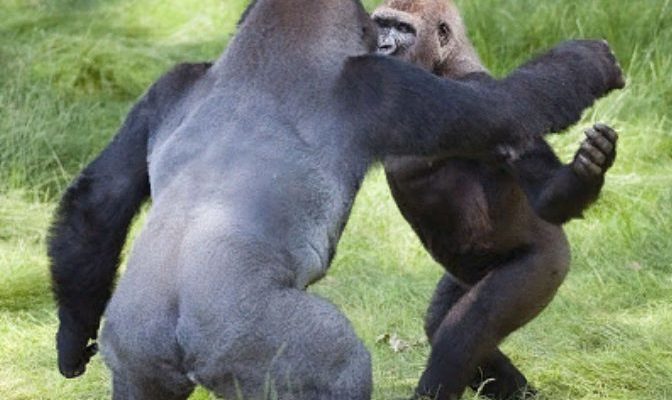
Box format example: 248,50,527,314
373,0,620,399
48,0,624,398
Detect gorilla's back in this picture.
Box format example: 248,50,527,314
136,61,362,292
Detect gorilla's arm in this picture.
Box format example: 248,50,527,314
48,62,211,378
49,101,150,378
339,40,623,159
512,125,617,224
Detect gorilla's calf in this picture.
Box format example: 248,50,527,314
48,0,623,398
373,1,620,399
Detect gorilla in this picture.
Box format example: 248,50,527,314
47,0,623,398
372,0,620,399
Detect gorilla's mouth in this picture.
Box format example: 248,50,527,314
377,43,398,56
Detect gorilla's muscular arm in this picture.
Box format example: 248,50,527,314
48,62,211,378
341,40,623,159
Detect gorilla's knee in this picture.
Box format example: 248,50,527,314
534,225,571,293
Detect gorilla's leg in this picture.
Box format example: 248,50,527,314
471,353,536,400
102,309,195,400
416,226,569,400
424,274,534,400
263,289,372,400
194,288,371,400
111,371,194,400
100,226,197,400
424,273,468,340
165,231,372,400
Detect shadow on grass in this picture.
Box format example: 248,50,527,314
0,253,53,313
0,284,53,313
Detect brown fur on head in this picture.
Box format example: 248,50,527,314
372,0,487,78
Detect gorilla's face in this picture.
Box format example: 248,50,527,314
374,14,418,58
373,0,485,78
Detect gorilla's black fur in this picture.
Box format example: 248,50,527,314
48,0,623,398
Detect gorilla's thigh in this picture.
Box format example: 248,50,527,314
190,287,372,400
101,275,193,400
111,371,194,400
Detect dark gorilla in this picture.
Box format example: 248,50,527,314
48,0,624,398
372,0,619,399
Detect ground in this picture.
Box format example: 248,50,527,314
1,0,671,399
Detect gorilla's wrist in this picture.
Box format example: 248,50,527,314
58,307,99,340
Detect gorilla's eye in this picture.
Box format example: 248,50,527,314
438,22,452,46
397,22,415,34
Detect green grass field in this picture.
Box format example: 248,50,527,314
1,0,671,399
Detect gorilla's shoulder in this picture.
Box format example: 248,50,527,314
149,62,213,99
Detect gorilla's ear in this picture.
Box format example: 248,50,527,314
438,22,452,46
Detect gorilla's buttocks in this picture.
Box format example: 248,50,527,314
48,0,623,398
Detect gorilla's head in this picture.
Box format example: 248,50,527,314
372,0,486,77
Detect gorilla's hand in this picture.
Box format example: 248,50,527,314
56,321,98,378
503,39,625,138
552,40,626,96
572,123,618,180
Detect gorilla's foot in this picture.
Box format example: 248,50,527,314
472,379,538,400
468,351,537,400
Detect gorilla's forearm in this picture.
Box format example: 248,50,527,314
509,140,593,224
511,125,616,224
505,138,567,213
531,166,603,224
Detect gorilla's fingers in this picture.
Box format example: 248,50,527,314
580,140,607,165
574,154,602,177
594,123,619,143
587,124,618,169
573,154,590,176
71,364,86,379
86,343,99,358
573,123,619,180
63,343,98,378
585,128,614,155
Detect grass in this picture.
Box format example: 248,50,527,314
1,0,671,398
